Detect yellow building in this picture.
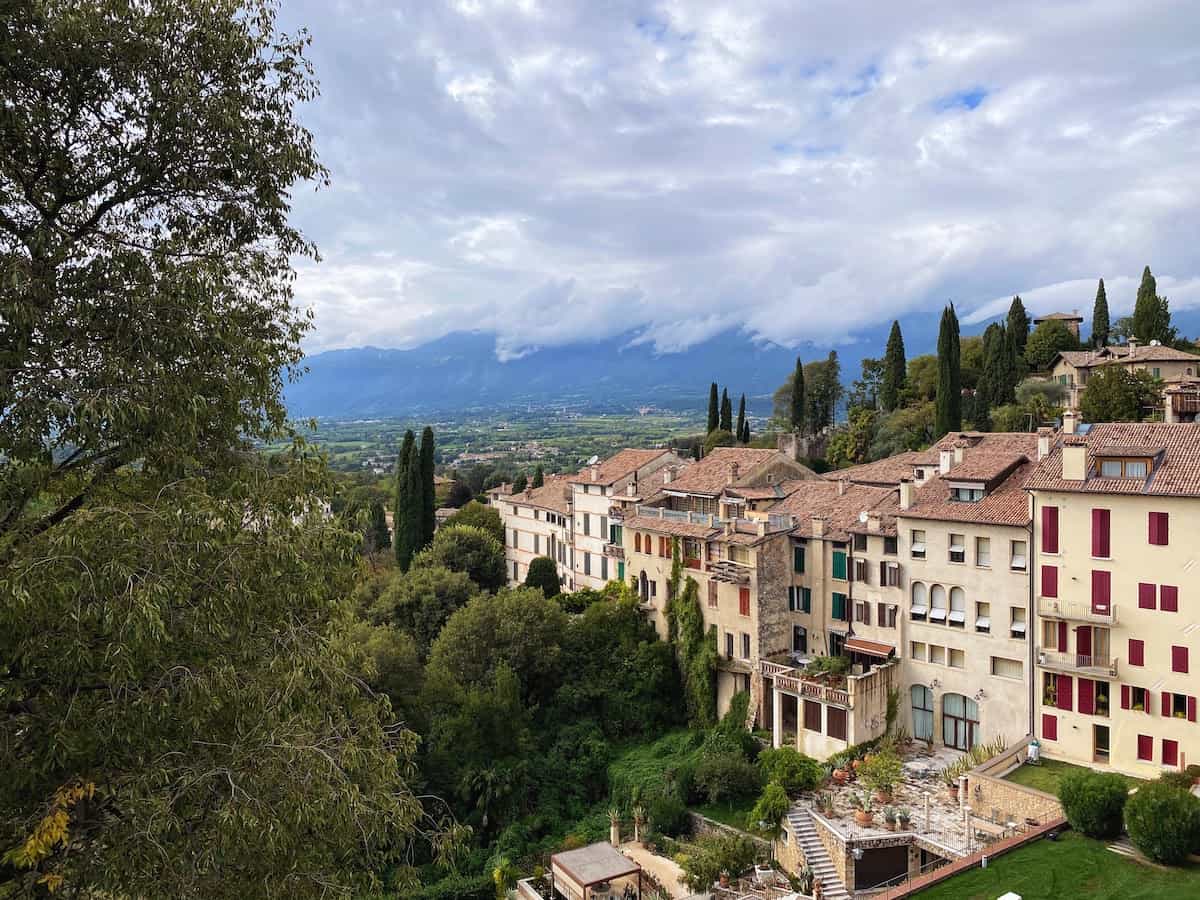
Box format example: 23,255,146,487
1026,422,1200,777
1048,339,1200,416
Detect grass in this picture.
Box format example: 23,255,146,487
914,830,1200,899
692,797,758,831
1003,758,1144,795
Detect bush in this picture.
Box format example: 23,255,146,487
757,747,824,794
859,750,903,797
694,750,762,805
411,523,506,592
1058,770,1129,838
1158,770,1194,791
442,500,504,544
749,782,790,835
524,556,561,598
646,789,689,837
1124,781,1200,864
703,429,736,454
676,831,758,892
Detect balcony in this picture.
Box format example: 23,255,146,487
603,542,624,560
708,559,751,584
1037,597,1117,626
761,659,851,707
1037,647,1119,679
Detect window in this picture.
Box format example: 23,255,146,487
1079,679,1110,716
884,535,898,555
728,545,749,564
826,706,847,742
1010,540,1027,571
659,536,671,558
600,555,608,580
911,685,934,740
533,534,540,554
975,537,991,567
1172,645,1189,674
832,549,848,580
942,693,979,750
706,580,719,608
878,603,898,628
975,601,991,633
1042,507,1059,553
742,633,751,660
911,582,928,620
880,561,901,587
801,587,812,612
949,648,965,669
803,699,822,732
1055,673,1073,711
1162,585,1179,612
831,592,848,621
853,533,867,552
910,641,927,661
854,600,871,625
1163,692,1195,721
1138,582,1156,610
951,486,984,502
1042,713,1058,741
1153,366,1162,378
1121,685,1149,712
1042,671,1058,706
1011,607,1027,639
1041,565,1058,598
1163,739,1179,767
583,552,591,576
949,587,966,627
1129,638,1144,666
853,557,869,584
1098,458,1148,478
948,533,965,563
1137,734,1153,761
793,544,806,573
582,513,590,536
929,584,947,622
793,625,808,653
635,533,642,553
1149,511,1169,545
910,529,926,559
738,587,751,617
1091,508,1110,558
930,645,946,666
991,657,1022,679
725,632,734,659
513,561,519,581
1091,570,1111,614
1043,619,1062,651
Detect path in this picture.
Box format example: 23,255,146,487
618,842,700,900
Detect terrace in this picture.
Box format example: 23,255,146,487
517,843,645,900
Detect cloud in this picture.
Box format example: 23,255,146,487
279,0,1200,356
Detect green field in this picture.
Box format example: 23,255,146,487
1003,759,1143,795
914,830,1200,899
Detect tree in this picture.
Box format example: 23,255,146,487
0,3,424,892
525,556,562,597
869,402,935,460
1092,278,1110,347
703,429,736,454
977,322,1017,425
512,472,528,493
826,408,876,467
735,394,746,442
791,356,806,432
368,499,391,551
849,357,884,411
720,388,733,432
411,523,507,592
531,465,544,489
1079,367,1160,423
707,383,720,433
394,430,420,570
880,321,907,412
749,783,790,838
1024,319,1078,371
807,352,842,431
420,427,437,546
1007,296,1030,357
446,478,474,508
935,304,962,436
741,419,751,444
1132,265,1175,345
1123,781,1200,865
1058,770,1128,839
904,354,939,402
756,748,824,794
372,565,481,653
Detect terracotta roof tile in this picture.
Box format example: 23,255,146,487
508,474,573,515
836,451,938,487
1025,422,1200,497
1034,311,1084,321
764,480,895,541
664,447,812,496
622,514,720,539
567,448,673,485
943,452,1027,484
902,459,1034,526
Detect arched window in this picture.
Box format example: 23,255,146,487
949,587,966,626
942,693,980,750
635,533,642,553
911,685,934,741
911,582,928,620
930,584,947,623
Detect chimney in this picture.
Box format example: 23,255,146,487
1062,410,1077,435
899,478,914,511
837,478,848,496
939,449,953,475
626,482,636,496
663,466,674,485
867,512,881,533
727,462,740,485
953,440,967,464
1062,435,1088,480
1037,427,1053,461
811,516,825,539
590,466,599,482
1127,337,1140,352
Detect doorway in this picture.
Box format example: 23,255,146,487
1094,724,1110,764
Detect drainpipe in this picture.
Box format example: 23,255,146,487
1027,491,1037,739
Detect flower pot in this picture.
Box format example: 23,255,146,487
719,873,730,887
883,821,895,832
833,769,848,785
854,810,874,826
874,790,893,805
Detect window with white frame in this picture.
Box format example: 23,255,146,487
991,657,1022,679
929,584,947,622
1010,540,1027,571
910,529,926,559
975,537,990,568
949,587,966,627
948,533,965,563
975,601,991,633
911,582,928,620
1010,607,1027,639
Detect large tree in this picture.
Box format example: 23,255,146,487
880,321,907,412
735,394,746,442
531,465,544,488
419,426,436,546
1025,319,1078,371
1079,367,1161,423
719,388,733,432
412,523,507,593
935,304,962,435
707,382,720,433
394,430,421,570
1092,278,1110,348
1131,265,1175,345
790,357,806,432
1007,296,1030,357
806,352,842,432
0,3,423,895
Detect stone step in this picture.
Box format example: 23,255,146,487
787,806,850,900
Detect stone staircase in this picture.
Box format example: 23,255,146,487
786,807,849,900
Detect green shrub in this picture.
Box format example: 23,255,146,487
1158,770,1194,791
676,830,758,891
859,750,903,797
1124,782,1200,864
407,871,493,900
1058,770,1129,838
757,747,824,793
749,782,790,835
608,730,704,810
646,789,689,837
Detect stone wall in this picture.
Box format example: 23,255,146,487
685,812,771,851
809,808,850,887
965,735,1063,826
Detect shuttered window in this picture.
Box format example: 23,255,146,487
738,587,750,617
1042,506,1059,553
1041,565,1058,598
1172,645,1189,674
1163,739,1179,767
1056,674,1073,711
1078,678,1095,716
1137,734,1153,761
803,699,822,732
1128,639,1144,666
1161,585,1179,613
793,544,806,573
1091,508,1110,557
826,706,848,741
800,587,812,613
1149,511,1169,546
1091,570,1111,614
831,592,847,621
832,550,847,580
1041,713,1057,741
1138,582,1156,610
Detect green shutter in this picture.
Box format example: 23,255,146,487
832,550,847,580
832,592,847,621
793,545,806,573
617,561,625,581
801,587,812,613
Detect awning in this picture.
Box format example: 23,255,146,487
845,637,895,659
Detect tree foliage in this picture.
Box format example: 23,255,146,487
935,304,962,436
703,429,736,454
880,321,907,412
756,748,824,794
443,500,505,545
420,427,437,545
1058,770,1128,839
720,388,733,432
791,356,806,432
668,575,717,727
395,430,422,570
827,407,876,467
1079,367,1160,423
371,564,481,653
1124,781,1200,865
1007,296,1030,357
525,556,562,598
1092,278,1110,348
735,394,746,442
707,382,720,433
1132,265,1176,345
531,465,544,489
412,524,507,592
1024,319,1078,371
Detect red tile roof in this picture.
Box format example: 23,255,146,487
902,455,1034,527
836,451,939,487
1025,422,1200,497
765,480,896,541
664,447,812,496
567,448,673,486
622,514,720,539
509,474,573,514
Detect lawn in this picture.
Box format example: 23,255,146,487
1003,758,1142,795
914,831,1200,899
692,797,758,831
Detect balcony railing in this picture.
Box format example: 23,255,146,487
760,659,851,707
603,543,624,559
1037,597,1117,625
1037,647,1119,678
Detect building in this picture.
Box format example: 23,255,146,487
1033,310,1084,341
1026,422,1200,778
1048,339,1200,414
497,475,575,589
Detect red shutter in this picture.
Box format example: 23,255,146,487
1057,674,1073,711
1091,508,1110,557
1121,685,1131,709
1057,621,1068,652
1189,696,1197,723
1172,645,1189,673
1137,734,1153,761
634,533,641,553
1041,565,1058,598
1163,739,1179,767
1129,638,1144,666
1162,692,1172,717
738,587,750,617
1161,585,1178,612
1149,511,1169,545
1042,506,1059,553
1078,678,1095,715
1091,571,1111,614
1138,582,1156,610
1041,713,1057,741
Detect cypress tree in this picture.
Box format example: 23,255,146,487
1092,278,1110,348
880,320,906,412
1007,296,1030,356
1131,265,1173,344
735,394,746,442
368,500,390,551
935,304,962,436
707,383,719,433
741,419,751,444
512,472,528,493
790,357,806,433
531,465,544,488
394,430,418,570
419,426,436,546
719,388,732,432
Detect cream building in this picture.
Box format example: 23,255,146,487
1026,422,1200,778
1048,339,1200,416
497,475,575,590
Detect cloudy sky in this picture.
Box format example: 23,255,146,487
280,0,1200,358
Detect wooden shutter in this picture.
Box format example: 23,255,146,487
1041,713,1057,741
1161,585,1178,612
1164,739,1179,767
1056,674,1073,711
1042,506,1059,553
1162,692,1172,717
634,533,641,552
1057,621,1068,652
1091,570,1111,614
738,587,750,617
877,602,887,626
1041,565,1057,598
1128,639,1144,666
1078,678,1094,715
1091,508,1110,557
1121,684,1130,709
1149,511,1169,545
863,602,871,625
879,561,887,585
1138,582,1156,610
1137,734,1153,761
1172,645,1189,673
1190,696,1198,723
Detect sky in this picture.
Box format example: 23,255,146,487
279,0,1200,360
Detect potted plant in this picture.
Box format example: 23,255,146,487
833,767,849,786
860,750,903,804
897,808,912,830
853,791,874,826
719,869,731,888
882,806,897,831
